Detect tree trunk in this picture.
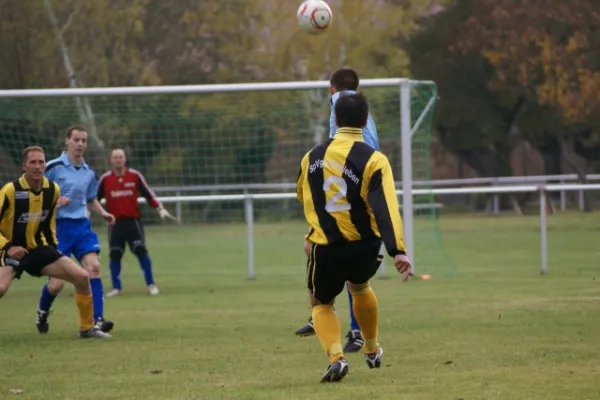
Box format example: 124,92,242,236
539,135,562,175
558,132,593,211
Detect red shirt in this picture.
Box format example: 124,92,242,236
97,168,161,220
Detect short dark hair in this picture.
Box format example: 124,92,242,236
330,68,360,91
23,146,45,163
66,125,87,138
334,92,369,129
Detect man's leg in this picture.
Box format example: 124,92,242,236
36,219,70,333
107,222,126,296
295,303,315,336
0,263,17,299
134,248,158,294
41,253,110,338
80,252,113,332
307,243,349,383
130,219,158,295
346,242,385,369
39,278,65,311
75,223,114,332
311,297,344,366
347,281,382,367
296,288,367,346
346,285,360,331
36,277,66,333
343,283,364,352
295,240,316,336
108,249,123,295
296,290,356,339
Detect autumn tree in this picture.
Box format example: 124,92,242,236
452,0,600,178
408,0,525,178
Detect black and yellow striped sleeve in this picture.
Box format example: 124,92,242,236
296,153,309,203
47,182,60,247
365,154,405,256
0,184,13,251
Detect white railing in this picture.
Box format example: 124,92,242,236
150,173,600,193
151,173,600,218
116,183,600,279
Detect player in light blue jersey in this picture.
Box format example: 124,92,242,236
295,68,385,353
36,125,116,334
329,81,379,150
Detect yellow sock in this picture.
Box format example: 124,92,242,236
351,285,379,353
312,304,344,363
75,293,94,331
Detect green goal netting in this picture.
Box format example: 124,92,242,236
0,80,456,277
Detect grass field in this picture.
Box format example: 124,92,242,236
0,212,599,400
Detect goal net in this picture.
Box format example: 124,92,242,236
0,80,455,278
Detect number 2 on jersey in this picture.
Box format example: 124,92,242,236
323,176,351,213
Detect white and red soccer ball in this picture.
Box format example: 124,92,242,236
297,0,332,34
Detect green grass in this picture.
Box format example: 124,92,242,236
1,212,599,400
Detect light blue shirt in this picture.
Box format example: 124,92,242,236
329,90,380,150
45,152,98,220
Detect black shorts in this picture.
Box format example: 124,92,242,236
306,239,382,304
0,246,64,279
109,218,146,254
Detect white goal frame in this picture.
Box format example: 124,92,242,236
0,78,437,275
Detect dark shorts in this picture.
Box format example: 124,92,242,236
306,239,382,304
0,246,64,279
109,218,146,254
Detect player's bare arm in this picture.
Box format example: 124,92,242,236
87,199,115,224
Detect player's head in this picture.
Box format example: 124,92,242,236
334,92,369,129
65,125,88,160
22,146,46,184
111,149,127,170
329,68,360,95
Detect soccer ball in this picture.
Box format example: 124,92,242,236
297,0,332,34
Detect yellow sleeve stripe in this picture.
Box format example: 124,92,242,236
366,156,405,256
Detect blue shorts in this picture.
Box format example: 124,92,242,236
56,219,101,262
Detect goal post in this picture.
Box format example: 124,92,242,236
0,78,454,278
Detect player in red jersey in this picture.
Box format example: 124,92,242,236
97,149,175,296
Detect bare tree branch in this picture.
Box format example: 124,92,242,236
59,0,84,38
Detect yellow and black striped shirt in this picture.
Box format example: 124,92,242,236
297,127,405,256
0,175,60,251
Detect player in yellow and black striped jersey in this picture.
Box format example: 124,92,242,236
298,129,405,251
296,92,412,383
0,172,60,255
0,146,110,338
